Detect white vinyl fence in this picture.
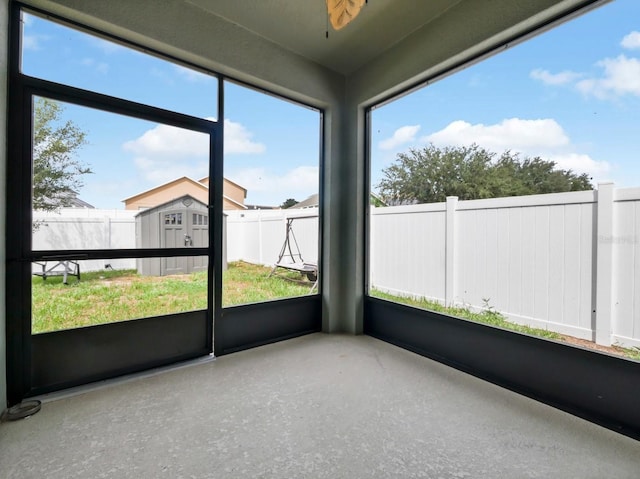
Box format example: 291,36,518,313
370,183,640,349
32,186,640,348
225,208,319,266
31,207,319,274
33,208,137,272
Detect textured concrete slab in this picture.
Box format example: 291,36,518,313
1,333,639,478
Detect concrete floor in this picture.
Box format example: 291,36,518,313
1,333,639,478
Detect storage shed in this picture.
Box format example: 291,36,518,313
135,194,226,276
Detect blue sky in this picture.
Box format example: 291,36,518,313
22,1,640,208
22,12,320,209
372,0,640,193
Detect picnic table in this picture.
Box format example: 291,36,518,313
33,260,80,284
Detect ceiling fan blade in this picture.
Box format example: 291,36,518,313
327,0,366,31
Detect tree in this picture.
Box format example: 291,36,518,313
377,144,592,204
32,98,90,211
280,198,298,209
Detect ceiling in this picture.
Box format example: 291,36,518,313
186,0,464,75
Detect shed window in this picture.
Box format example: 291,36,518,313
165,213,182,225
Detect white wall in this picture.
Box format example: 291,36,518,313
370,186,640,349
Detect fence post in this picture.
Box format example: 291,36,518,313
258,211,263,264
595,182,614,346
445,196,458,306
103,216,111,249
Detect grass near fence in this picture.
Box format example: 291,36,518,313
30,263,640,361
370,289,640,361
32,261,312,333
370,290,562,340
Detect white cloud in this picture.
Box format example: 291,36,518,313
548,153,610,177
224,120,266,154
22,35,39,50
379,125,421,150
530,68,582,85
173,65,213,83
133,157,208,184
531,36,640,100
124,119,265,157
81,58,109,74
229,166,318,196
621,31,640,50
423,117,610,180
124,124,210,183
124,119,265,183
86,36,126,55
124,124,209,158
22,13,34,26
576,55,640,99
425,118,569,152
22,32,50,51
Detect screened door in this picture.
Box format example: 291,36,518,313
7,86,221,401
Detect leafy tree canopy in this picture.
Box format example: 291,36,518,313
377,144,593,204
280,198,298,209
32,98,91,211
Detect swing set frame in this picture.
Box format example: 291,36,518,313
269,216,318,292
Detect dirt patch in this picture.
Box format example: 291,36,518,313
557,333,636,359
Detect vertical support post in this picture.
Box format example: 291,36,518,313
445,196,458,306
103,216,111,249
595,182,614,346
222,213,228,271
258,211,263,264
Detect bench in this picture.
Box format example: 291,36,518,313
33,260,81,284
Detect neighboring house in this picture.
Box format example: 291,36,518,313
122,176,247,211
289,193,319,209
246,204,280,210
38,190,95,210
66,196,96,209
289,193,386,209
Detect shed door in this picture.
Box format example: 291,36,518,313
161,211,188,274
188,212,208,273
161,209,208,274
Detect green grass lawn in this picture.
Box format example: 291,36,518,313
371,290,562,340
30,264,640,362
32,261,313,333
370,289,640,361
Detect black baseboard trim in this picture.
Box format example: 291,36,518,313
216,295,321,356
30,311,210,396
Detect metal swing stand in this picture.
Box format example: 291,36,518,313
269,217,318,292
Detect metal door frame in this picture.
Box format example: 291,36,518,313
6,4,221,402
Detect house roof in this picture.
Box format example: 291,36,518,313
67,196,96,209
134,194,206,217
291,193,319,209
121,176,207,203
39,190,95,209
121,175,247,209
198,176,247,195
